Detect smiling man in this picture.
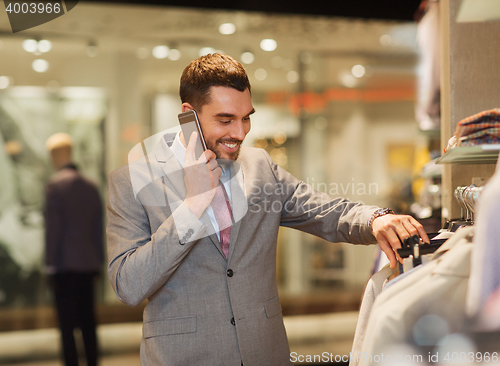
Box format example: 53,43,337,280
106,53,428,365
180,86,254,161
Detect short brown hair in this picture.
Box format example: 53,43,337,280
180,53,251,112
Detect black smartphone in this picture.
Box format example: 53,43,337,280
178,110,208,159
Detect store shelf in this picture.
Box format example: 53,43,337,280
419,158,443,178
436,145,500,164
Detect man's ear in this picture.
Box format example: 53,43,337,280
181,103,194,113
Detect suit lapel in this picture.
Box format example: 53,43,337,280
227,161,248,262
155,135,186,200
202,212,223,257
154,135,222,254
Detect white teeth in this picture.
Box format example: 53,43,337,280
223,142,238,148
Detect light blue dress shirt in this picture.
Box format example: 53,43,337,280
170,131,232,241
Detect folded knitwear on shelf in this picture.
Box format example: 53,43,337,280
456,108,500,146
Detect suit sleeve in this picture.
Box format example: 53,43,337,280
44,183,62,272
106,166,206,306
261,150,379,244
94,190,105,266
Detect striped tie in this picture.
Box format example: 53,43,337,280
211,181,233,258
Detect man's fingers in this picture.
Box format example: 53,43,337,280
375,228,402,269
208,159,219,172
409,216,430,243
212,165,222,183
209,161,222,189
379,239,398,269
401,218,419,235
380,224,406,264
394,222,413,246
383,228,402,251
399,216,429,243
198,149,216,164
373,214,429,270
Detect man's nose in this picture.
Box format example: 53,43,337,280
229,121,247,141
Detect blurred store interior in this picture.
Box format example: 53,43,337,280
0,0,498,364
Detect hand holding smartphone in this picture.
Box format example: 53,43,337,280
179,110,221,218
178,110,207,160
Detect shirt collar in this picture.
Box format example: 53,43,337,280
59,163,78,171
171,131,186,168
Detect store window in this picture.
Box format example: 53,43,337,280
0,87,106,307
0,2,429,327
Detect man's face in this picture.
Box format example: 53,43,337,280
186,86,254,160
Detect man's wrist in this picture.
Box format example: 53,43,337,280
368,208,394,231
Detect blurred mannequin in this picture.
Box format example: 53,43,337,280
47,133,72,170
44,133,103,366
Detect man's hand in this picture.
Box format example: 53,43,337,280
183,132,221,218
371,214,429,269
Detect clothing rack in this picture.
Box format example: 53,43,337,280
444,184,484,231
397,234,448,268
398,184,483,270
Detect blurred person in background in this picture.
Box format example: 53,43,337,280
44,133,103,366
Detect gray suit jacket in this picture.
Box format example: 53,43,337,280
106,134,378,365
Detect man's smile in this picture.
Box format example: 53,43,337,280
220,141,240,150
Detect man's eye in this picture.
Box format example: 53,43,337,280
220,120,231,124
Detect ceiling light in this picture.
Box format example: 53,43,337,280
38,40,52,53
254,68,267,81
286,71,299,83
0,76,11,89
199,47,215,57
22,39,38,53
219,23,236,35
241,51,254,64
168,48,181,61
32,59,49,73
153,45,169,59
351,64,366,78
260,39,277,51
